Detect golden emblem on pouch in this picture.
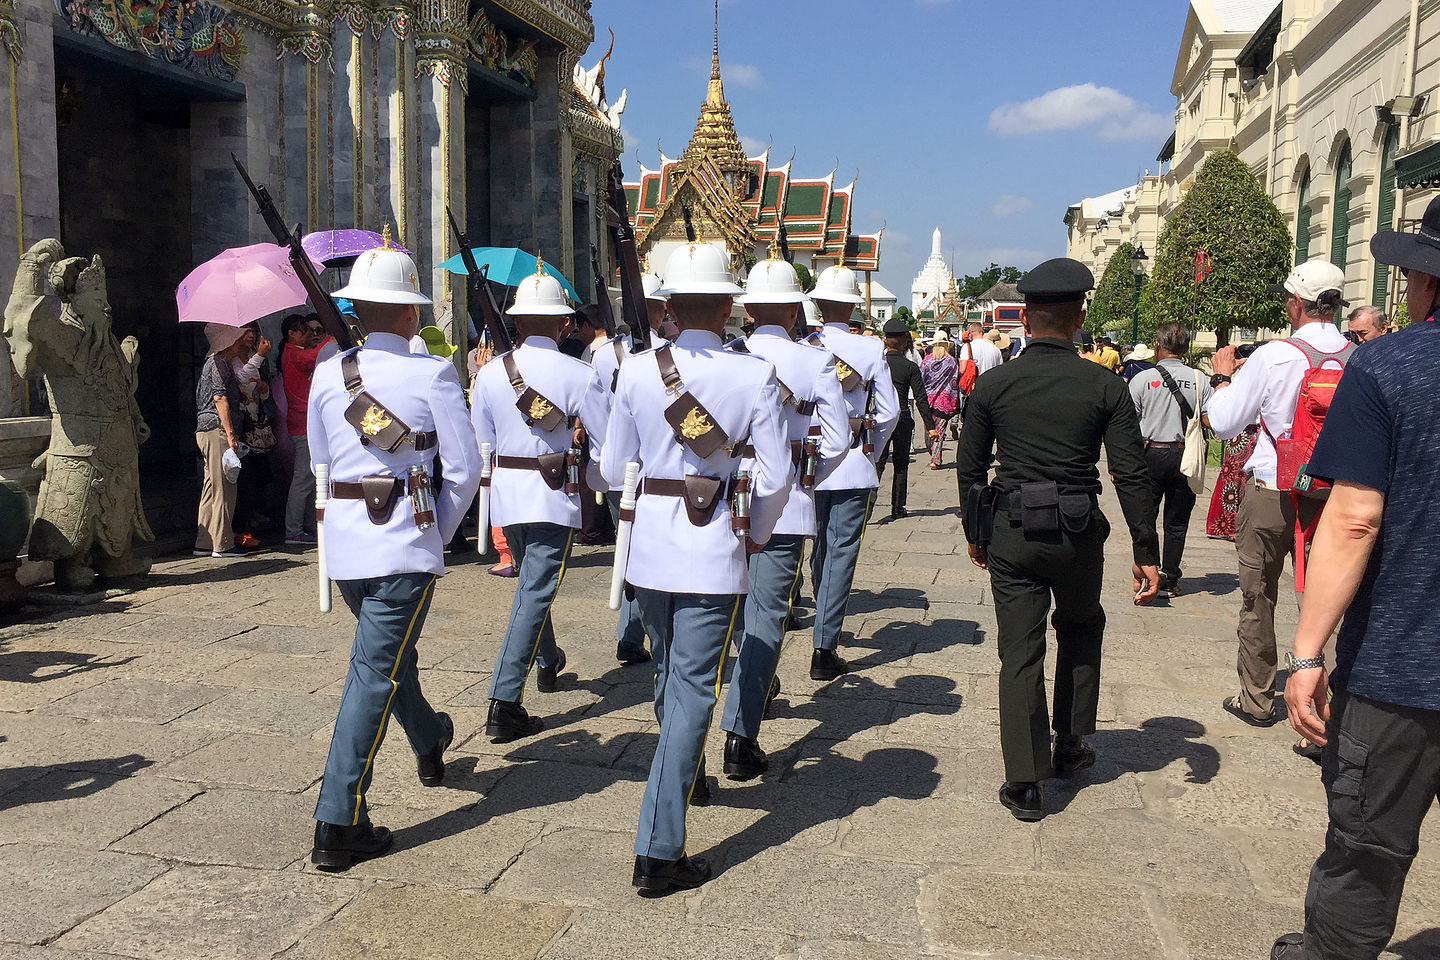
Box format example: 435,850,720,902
528,395,554,420
360,405,393,436
680,406,713,439
835,360,854,382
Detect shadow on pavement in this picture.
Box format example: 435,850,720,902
0,642,138,683
1388,929,1440,959
1047,716,1220,815
0,754,155,812
144,556,304,587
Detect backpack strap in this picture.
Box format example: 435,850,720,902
1154,364,1195,422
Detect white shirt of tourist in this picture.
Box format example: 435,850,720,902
812,323,901,491
308,332,482,580
471,336,610,529
965,336,1005,375
1205,321,1351,486
590,332,668,492
602,329,790,594
743,325,852,537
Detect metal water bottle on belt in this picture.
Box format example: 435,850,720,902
730,469,752,539
408,464,435,530
800,436,819,487
565,445,582,495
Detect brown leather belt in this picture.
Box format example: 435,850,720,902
331,476,418,499
738,440,809,463
1144,440,1185,450
496,455,547,470
641,478,693,497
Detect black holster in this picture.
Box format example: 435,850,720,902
963,483,997,549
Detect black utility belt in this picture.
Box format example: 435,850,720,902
966,481,1095,547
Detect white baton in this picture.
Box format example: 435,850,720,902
477,442,492,555
314,462,331,613
608,462,640,611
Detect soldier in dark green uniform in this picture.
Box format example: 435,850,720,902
955,258,1160,822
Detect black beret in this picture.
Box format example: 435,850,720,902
1016,258,1095,304
881,317,910,336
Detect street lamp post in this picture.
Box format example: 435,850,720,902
1130,243,1148,346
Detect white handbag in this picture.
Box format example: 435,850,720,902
1179,374,1206,494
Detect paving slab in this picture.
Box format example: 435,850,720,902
539,910,794,960
154,733,328,793
0,844,168,946
113,788,313,869
42,679,228,725
171,688,340,737
0,772,201,847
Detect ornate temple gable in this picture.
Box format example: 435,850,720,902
569,30,624,160
824,180,854,256
489,0,590,54
640,154,755,257
55,0,249,80
749,159,791,243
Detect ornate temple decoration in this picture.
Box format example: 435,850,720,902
465,7,537,86
414,0,467,89
490,0,589,56
332,0,369,35
0,0,21,62
275,2,332,66
56,0,248,81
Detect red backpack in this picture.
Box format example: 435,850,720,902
1263,337,1355,591
958,336,979,395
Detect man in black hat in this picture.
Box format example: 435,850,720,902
877,316,937,521
955,257,1160,822
1271,197,1440,960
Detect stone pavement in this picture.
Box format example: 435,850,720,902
2,454,1437,960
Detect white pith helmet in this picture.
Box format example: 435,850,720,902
803,299,822,328
334,224,431,305
740,244,806,305
811,263,863,305
642,272,669,303
506,255,574,316
658,242,745,296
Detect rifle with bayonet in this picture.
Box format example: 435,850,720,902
605,160,650,353
588,243,617,338
232,155,356,350
445,206,513,353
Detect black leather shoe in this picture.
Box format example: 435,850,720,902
536,648,567,693
632,853,712,893
999,781,1043,821
416,712,454,787
311,820,393,871
689,760,712,806
616,641,651,664
485,699,543,743
810,648,849,681
1270,933,1305,959
723,732,769,781
1052,735,1096,778
892,507,909,520
763,675,781,716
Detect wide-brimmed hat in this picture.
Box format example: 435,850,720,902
204,322,246,354
985,328,1012,351
1129,343,1155,361
1372,194,1440,276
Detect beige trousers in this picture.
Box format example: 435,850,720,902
195,429,236,554
1234,478,1322,719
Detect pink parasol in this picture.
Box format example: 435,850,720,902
175,243,326,327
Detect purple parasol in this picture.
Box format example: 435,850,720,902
301,229,411,265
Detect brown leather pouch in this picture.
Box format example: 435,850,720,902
344,392,411,453
535,451,568,491
849,416,865,444
360,475,404,525
681,475,725,526
515,387,566,432
664,392,730,459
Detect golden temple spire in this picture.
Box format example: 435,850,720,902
707,0,722,105
683,0,750,183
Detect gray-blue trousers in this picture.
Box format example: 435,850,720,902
811,488,874,651
487,523,572,703
315,573,447,827
605,492,647,651
634,587,740,860
721,535,805,740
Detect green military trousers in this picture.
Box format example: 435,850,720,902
986,506,1109,783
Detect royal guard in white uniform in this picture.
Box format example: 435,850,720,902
592,266,670,664
471,260,610,741
808,264,900,679
307,242,482,869
718,243,851,780
602,241,790,893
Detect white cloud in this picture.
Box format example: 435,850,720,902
740,135,768,156
725,63,764,88
988,83,1171,143
620,125,640,157
990,195,1032,219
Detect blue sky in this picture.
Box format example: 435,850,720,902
591,0,1188,300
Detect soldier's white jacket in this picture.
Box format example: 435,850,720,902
471,336,610,530
602,329,790,595
812,323,901,491
741,325,851,537
590,332,667,493
308,332,482,580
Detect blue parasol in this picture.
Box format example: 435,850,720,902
437,247,581,303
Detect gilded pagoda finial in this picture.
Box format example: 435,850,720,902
381,222,394,249
767,236,781,261
534,252,546,276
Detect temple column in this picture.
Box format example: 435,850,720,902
375,1,415,244
278,9,336,250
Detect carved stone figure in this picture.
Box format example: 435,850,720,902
4,239,154,590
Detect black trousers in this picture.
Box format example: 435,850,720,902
1303,687,1440,959
1144,445,1196,583
878,417,914,513
987,507,1109,782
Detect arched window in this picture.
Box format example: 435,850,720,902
1295,169,1312,265
1331,141,1352,270
1372,125,1401,307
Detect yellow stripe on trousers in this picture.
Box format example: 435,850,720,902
519,528,573,705
352,575,436,825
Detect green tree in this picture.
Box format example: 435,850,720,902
1087,242,1151,338
792,262,814,293
960,263,1027,299
1148,150,1291,346
892,305,917,330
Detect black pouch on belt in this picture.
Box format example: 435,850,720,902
535,451,568,491
361,475,404,525
1019,481,1060,538
1058,493,1093,534
963,483,997,548
681,475,725,526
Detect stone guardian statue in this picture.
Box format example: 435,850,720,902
4,239,154,590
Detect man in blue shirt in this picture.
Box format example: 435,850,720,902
1273,196,1440,960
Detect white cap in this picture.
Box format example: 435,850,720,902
642,272,669,303
658,242,745,296
931,328,950,343
335,244,431,305
811,264,863,305
803,299,822,328
507,258,574,316
1271,258,1347,303
740,257,806,304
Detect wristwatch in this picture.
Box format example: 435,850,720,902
1285,652,1326,671
1210,373,1232,388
